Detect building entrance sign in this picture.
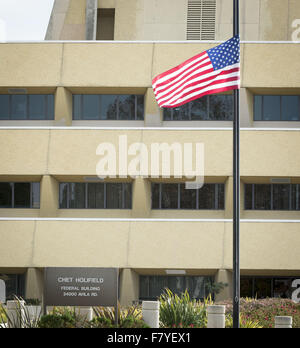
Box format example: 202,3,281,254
44,267,118,307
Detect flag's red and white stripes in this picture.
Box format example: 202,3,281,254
152,51,240,108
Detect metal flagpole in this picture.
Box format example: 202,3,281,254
233,0,240,329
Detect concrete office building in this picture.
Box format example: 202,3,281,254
0,0,300,305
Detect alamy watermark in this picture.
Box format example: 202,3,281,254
292,279,300,303
95,135,204,189
292,19,300,42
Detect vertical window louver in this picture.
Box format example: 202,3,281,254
187,0,216,40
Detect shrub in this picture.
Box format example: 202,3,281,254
25,299,41,306
0,296,42,328
225,314,262,328
159,289,208,328
90,303,150,328
0,304,7,324
218,298,300,329
38,307,88,328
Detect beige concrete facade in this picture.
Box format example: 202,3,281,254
1,1,300,305
46,0,300,41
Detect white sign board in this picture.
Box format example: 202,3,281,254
0,280,5,304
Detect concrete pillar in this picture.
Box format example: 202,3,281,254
240,88,254,127
86,0,98,40
142,301,159,328
224,177,233,219
144,88,162,127
54,87,73,126
25,268,44,302
214,269,232,302
207,305,226,328
131,178,151,218
275,316,293,328
119,269,139,306
6,300,25,328
39,176,59,218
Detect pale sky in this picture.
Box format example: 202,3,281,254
0,0,54,41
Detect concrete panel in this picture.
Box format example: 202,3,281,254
0,221,36,267
61,44,153,87
32,220,130,267
0,130,50,175
0,44,63,86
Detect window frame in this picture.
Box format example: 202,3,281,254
0,94,54,120
72,94,145,121
163,94,234,121
0,182,40,209
59,182,132,210
254,95,300,122
151,183,225,210
244,183,300,211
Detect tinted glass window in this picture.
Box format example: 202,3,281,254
106,183,123,209
73,95,82,120
198,184,215,209
209,95,233,120
0,183,12,208
69,183,86,209
87,183,104,209
273,184,290,210
0,183,39,209
254,96,262,121
151,184,160,209
100,95,118,120
47,95,55,120
254,278,272,299
31,183,40,209
254,95,300,121
244,184,253,210
29,95,46,120
83,95,100,120
282,96,299,121
0,95,9,120
291,184,300,211
245,184,300,211
59,183,132,209
0,95,54,120
140,276,213,301
14,183,31,208
0,274,25,301
241,277,300,299
173,104,189,121
11,95,27,120
254,184,271,210
163,94,233,121
190,97,208,120
263,96,281,121
59,183,69,209
161,184,179,209
73,95,144,120
119,95,135,120
136,95,144,120
123,183,132,209
180,184,197,209
152,183,225,210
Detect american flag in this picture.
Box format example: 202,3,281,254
152,35,240,108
